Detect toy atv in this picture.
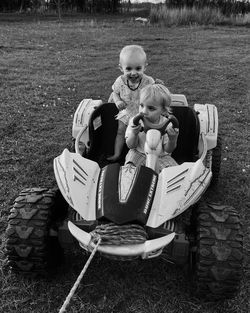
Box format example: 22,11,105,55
5,95,243,300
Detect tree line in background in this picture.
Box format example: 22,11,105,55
0,0,249,16
0,0,121,13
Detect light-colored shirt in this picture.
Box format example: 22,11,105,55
112,74,155,124
125,115,171,155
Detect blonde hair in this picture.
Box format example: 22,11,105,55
140,84,172,115
119,45,147,64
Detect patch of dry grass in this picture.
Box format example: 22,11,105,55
0,15,249,313
150,5,250,26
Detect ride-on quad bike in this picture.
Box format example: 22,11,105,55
5,95,243,300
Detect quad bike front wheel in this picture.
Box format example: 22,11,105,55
191,202,243,300
5,187,67,274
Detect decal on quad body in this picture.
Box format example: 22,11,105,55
118,164,137,203
54,149,100,220
146,159,211,228
96,163,158,225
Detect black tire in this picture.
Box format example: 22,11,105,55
68,137,76,153
211,135,222,185
191,202,243,300
5,187,67,274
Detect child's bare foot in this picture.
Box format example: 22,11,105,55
107,154,120,162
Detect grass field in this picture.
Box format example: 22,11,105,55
0,15,249,313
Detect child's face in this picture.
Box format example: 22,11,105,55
120,53,146,84
139,96,164,124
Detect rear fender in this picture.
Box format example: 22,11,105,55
54,149,100,220
147,159,211,228
72,99,102,148
194,104,218,156
171,94,188,106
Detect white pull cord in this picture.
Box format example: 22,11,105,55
59,237,101,313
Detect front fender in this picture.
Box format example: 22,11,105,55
54,149,100,220
147,159,211,228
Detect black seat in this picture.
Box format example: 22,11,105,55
87,103,200,167
87,103,128,167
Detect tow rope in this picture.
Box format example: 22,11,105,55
91,223,147,245
58,223,147,312
58,237,101,313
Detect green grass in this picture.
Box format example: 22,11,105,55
0,14,250,313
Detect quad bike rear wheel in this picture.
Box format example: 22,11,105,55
5,187,67,274
191,202,243,300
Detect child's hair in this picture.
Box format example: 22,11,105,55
119,45,147,64
140,84,172,115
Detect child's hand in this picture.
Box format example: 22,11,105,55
131,124,141,135
155,78,165,85
131,113,143,134
116,100,127,110
165,123,179,141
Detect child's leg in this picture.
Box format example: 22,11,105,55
158,155,178,172
107,121,126,161
125,149,146,167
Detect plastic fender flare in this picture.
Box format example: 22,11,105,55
68,221,175,258
194,103,218,154
72,99,102,145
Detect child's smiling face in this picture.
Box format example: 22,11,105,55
120,53,146,84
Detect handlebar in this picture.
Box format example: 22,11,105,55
132,114,179,134
132,113,144,126
159,115,179,134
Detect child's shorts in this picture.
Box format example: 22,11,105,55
125,149,177,172
116,108,138,126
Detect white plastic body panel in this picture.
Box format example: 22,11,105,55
145,129,162,172
72,99,102,146
54,149,100,220
68,221,175,259
171,94,188,106
194,103,218,154
146,159,211,228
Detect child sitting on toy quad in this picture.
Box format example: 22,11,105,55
107,44,155,162
125,84,179,173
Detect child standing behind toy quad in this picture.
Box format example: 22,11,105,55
125,84,179,172
107,45,155,162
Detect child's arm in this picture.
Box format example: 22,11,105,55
112,92,127,110
111,78,127,110
125,119,141,149
163,123,179,153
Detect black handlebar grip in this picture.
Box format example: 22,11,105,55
158,115,179,135
132,113,144,126
132,113,179,134
168,115,179,129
